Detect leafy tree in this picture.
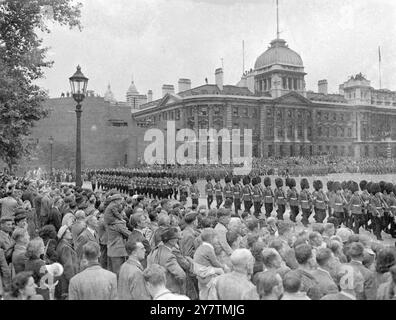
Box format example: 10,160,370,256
0,0,82,173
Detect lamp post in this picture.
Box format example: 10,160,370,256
49,136,54,181
69,65,89,188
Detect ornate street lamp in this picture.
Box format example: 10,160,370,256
69,65,89,187
48,136,54,180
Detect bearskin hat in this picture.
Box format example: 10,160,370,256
190,177,197,184
385,182,394,194
327,180,333,192
333,181,342,192
349,181,359,194
257,176,262,184
379,181,386,194
225,175,231,184
393,185,396,195
341,181,347,190
214,176,220,182
264,177,271,187
359,180,367,191
371,183,381,195
285,178,291,188
252,177,258,186
289,178,296,188
206,175,212,182
275,178,283,188
300,178,309,190
232,176,239,185
313,180,323,191
243,176,251,185
366,182,373,194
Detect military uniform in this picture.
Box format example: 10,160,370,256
252,178,263,218
242,176,253,214
299,179,312,227
286,179,299,222
190,177,200,206
233,177,242,215
348,192,364,234
214,179,223,209
205,177,214,209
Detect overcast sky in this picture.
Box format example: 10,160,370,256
37,0,396,100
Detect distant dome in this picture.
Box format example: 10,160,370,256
127,81,139,95
254,39,303,70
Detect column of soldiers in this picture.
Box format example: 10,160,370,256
88,168,396,241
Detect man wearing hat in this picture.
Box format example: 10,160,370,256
214,208,233,261
147,227,187,295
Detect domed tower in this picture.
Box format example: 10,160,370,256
254,38,306,98
126,78,147,110
104,84,116,103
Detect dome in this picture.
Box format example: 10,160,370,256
254,39,303,70
127,81,139,95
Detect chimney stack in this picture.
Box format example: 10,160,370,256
162,84,175,97
147,90,153,102
318,80,328,95
178,78,191,93
215,68,224,91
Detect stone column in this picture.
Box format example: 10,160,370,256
226,104,232,131
209,105,214,129
259,105,266,157
356,112,361,142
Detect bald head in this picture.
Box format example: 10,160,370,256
230,249,254,272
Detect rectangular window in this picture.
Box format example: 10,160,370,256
282,78,287,89
278,128,283,138
233,107,238,116
308,127,312,137
298,126,303,138
243,108,248,117
348,128,352,137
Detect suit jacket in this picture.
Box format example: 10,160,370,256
193,242,223,269
75,228,99,261
68,263,117,300
118,257,150,300
180,226,199,258
214,223,233,256
56,239,79,298
295,268,321,300
311,268,339,298
0,248,11,295
0,230,13,252
348,260,376,300
127,229,151,266
147,244,186,294
215,271,259,300
106,222,131,258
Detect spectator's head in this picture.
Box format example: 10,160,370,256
256,271,283,300
315,248,334,270
277,221,294,238
82,241,101,262
262,248,282,270
228,217,242,234
309,232,323,247
283,270,301,294
129,211,148,230
217,208,231,226
230,249,255,276
161,227,181,247
143,264,167,298
38,225,57,240
294,244,314,267
323,223,335,237
75,210,86,221
160,199,171,213
57,225,73,241
184,212,198,227
245,217,259,232
9,271,38,299
125,240,146,261
157,213,170,227
86,215,98,230
226,230,241,249
0,216,14,233
200,228,218,245
26,238,45,259
348,242,365,261
375,248,396,274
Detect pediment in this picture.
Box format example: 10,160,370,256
274,91,312,106
158,93,182,107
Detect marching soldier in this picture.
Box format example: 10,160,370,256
359,180,371,230
214,177,223,209
332,181,347,229
274,178,286,220
369,182,385,241
223,175,234,206
232,176,242,215
179,175,189,201
286,178,299,223
205,175,214,209
190,176,200,206
348,181,364,234
252,177,263,218
312,180,328,223
382,182,393,235
299,178,312,227
241,176,253,214
263,177,274,218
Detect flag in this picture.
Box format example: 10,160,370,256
379,46,382,63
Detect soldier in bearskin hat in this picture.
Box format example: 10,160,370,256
214,176,223,209
347,181,364,234
312,180,328,223
299,178,312,227
232,176,242,215
263,177,274,218
360,180,370,230
252,177,263,218
382,182,393,235
286,178,299,222
223,175,234,206
241,175,253,214
332,181,347,228
274,178,286,220
190,176,200,206
205,175,214,209
179,175,189,201
369,182,385,240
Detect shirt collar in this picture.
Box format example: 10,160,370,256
340,291,356,300
202,242,214,251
